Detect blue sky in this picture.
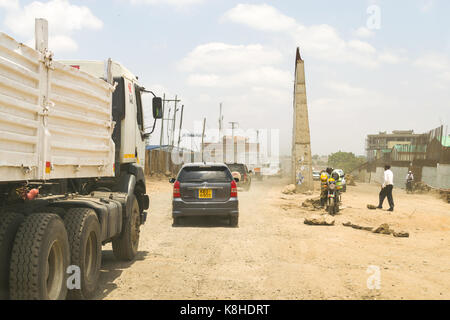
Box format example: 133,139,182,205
1,0,449,156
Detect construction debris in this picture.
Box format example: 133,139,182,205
282,184,297,195
342,222,410,238
373,223,392,235
343,222,373,231
304,215,335,226
345,174,356,186
414,181,432,193
302,198,321,207
393,231,410,238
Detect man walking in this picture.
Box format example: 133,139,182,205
378,165,395,211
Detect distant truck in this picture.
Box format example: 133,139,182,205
0,20,162,300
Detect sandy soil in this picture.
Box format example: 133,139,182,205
94,177,450,300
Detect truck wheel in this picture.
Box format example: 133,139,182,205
0,212,24,299
9,214,70,300
112,196,140,261
64,208,101,300
230,216,239,228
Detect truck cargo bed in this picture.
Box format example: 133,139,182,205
0,32,115,182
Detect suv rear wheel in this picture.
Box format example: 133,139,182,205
230,216,239,228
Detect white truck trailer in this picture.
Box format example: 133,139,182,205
0,19,162,300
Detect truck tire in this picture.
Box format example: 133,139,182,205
0,212,24,299
230,215,239,228
112,196,140,261
64,208,101,300
9,214,70,300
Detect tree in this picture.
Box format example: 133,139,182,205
328,151,366,173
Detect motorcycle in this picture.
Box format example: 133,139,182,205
406,180,414,194
326,177,341,215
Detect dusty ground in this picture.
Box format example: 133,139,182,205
95,177,450,300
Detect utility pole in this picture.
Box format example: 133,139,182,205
201,118,206,163
171,95,178,147
256,129,260,167
177,105,184,149
219,103,223,142
229,122,239,163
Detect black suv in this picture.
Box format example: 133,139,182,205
226,163,252,191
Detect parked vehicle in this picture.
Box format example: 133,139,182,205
226,163,252,191
0,20,162,300
171,163,239,227
253,166,263,181
312,171,321,181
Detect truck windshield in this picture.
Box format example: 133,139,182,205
178,167,232,183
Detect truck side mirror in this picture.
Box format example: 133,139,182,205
169,178,176,184
234,177,240,183
153,97,163,119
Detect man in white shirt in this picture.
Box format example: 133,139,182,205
377,165,395,211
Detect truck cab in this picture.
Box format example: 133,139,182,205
59,60,162,220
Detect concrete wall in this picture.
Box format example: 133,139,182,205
373,166,409,189
423,164,450,189
437,164,450,189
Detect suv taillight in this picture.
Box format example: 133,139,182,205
231,180,238,197
173,181,181,198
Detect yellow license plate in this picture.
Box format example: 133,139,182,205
199,189,212,199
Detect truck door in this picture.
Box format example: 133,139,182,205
120,78,137,164
134,83,145,168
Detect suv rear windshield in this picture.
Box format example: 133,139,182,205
226,164,246,174
178,167,233,183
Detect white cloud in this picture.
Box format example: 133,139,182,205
414,52,450,84
354,27,375,38
326,82,369,96
1,0,103,53
222,3,297,32
223,3,390,68
223,4,410,70
378,51,403,64
180,42,290,89
125,0,204,7
0,0,19,10
414,53,450,71
180,43,283,72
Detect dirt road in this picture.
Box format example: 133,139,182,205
95,178,450,300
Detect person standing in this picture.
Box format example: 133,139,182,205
377,165,395,211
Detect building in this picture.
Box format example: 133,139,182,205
203,136,261,165
366,130,426,161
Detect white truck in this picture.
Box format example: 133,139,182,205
0,20,162,300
